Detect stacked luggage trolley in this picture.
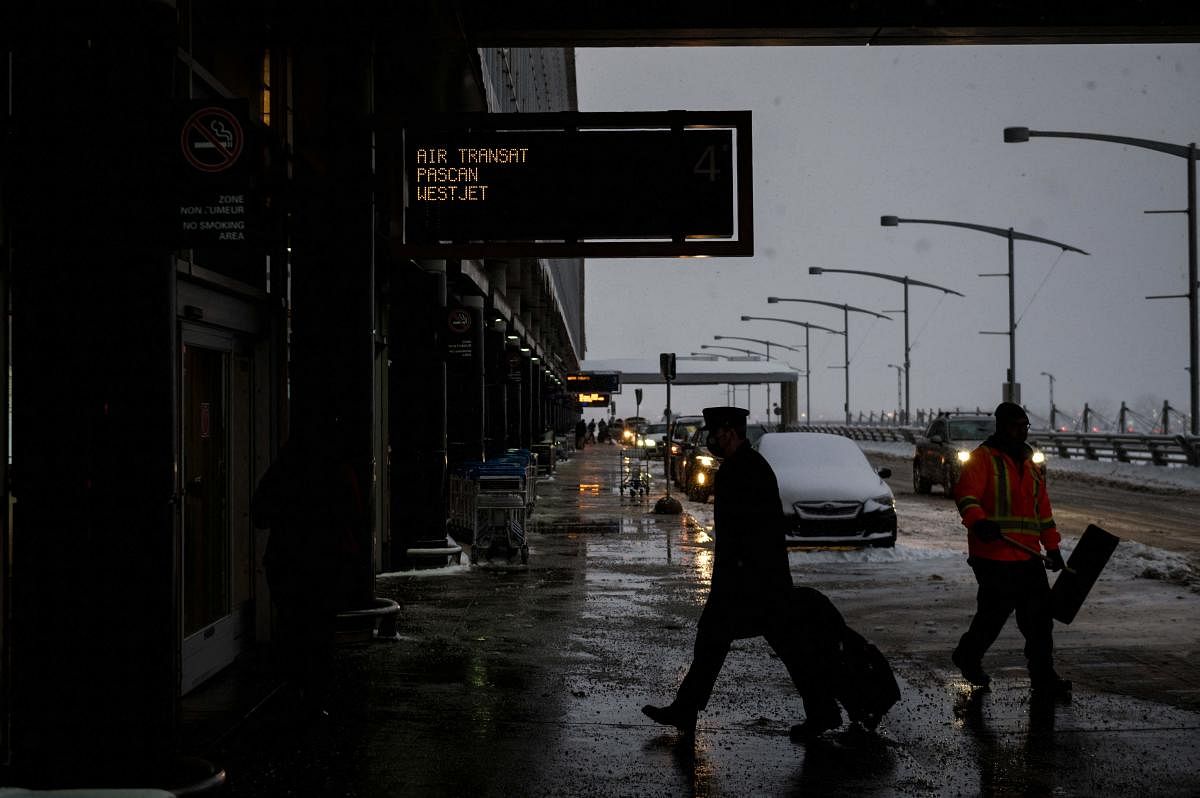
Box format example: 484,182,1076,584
618,443,653,498
449,449,537,565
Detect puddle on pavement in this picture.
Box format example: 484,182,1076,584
527,518,644,535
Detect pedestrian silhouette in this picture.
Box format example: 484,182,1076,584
252,408,364,716
642,406,841,740
575,418,587,449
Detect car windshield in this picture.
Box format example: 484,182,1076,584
643,424,668,435
948,419,995,440
672,423,701,439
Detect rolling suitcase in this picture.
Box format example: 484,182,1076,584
791,587,901,730
1051,523,1120,624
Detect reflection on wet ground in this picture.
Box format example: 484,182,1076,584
213,442,1200,797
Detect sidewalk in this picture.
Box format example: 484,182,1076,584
205,442,1200,796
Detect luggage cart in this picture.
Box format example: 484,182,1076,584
470,491,528,565
619,445,652,498
451,456,531,565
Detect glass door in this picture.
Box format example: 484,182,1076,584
180,329,254,694
183,344,231,638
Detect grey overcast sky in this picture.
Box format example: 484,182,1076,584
575,44,1200,429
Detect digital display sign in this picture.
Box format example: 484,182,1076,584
398,111,752,258
576,393,612,407
567,372,621,394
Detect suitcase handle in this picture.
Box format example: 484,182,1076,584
999,533,1077,575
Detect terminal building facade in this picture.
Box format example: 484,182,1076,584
1,1,583,784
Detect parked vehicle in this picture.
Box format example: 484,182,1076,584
673,425,716,500
667,415,704,481
674,419,773,497
638,422,670,458
619,416,646,446
913,413,995,496
757,432,897,548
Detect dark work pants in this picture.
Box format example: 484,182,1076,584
675,597,840,722
956,557,1055,677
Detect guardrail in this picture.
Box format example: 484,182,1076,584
793,424,1200,467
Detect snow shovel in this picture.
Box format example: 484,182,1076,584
1048,524,1120,624
998,533,1078,575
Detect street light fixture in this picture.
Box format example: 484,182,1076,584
1040,370,1056,431
809,266,963,425
880,215,1087,406
1005,126,1198,436
740,315,839,425
713,335,803,421
700,344,766,358
764,298,890,424
701,344,767,406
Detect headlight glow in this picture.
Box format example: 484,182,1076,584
863,494,896,513
956,450,971,463
697,455,715,467
695,472,707,485
1032,449,1045,464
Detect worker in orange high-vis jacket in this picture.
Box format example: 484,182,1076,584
951,401,1072,700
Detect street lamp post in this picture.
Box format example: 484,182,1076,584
881,215,1087,406
700,344,770,409
887,364,904,420
1040,370,1056,431
713,335,803,421
763,299,891,424
739,315,838,425
809,267,963,425
1005,126,1198,436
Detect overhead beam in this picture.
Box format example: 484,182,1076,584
453,2,1200,46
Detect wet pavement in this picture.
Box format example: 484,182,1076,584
212,443,1200,796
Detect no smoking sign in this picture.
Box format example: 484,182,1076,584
180,105,244,174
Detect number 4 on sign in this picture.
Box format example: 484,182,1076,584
693,145,720,182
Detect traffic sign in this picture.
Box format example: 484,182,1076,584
180,106,245,174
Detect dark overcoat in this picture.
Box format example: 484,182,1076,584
708,439,792,619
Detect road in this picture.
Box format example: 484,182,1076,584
874,451,1200,557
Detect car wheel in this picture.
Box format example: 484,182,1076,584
912,460,932,494
943,467,957,497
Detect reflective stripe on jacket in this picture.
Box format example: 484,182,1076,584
953,444,1060,561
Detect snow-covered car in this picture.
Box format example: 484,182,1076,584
757,432,897,548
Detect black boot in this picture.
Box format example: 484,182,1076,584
1030,671,1072,701
789,708,842,742
642,702,697,735
952,648,992,688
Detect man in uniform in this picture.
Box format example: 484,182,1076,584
952,401,1071,698
641,406,842,740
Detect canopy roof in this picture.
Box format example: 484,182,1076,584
579,357,799,386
